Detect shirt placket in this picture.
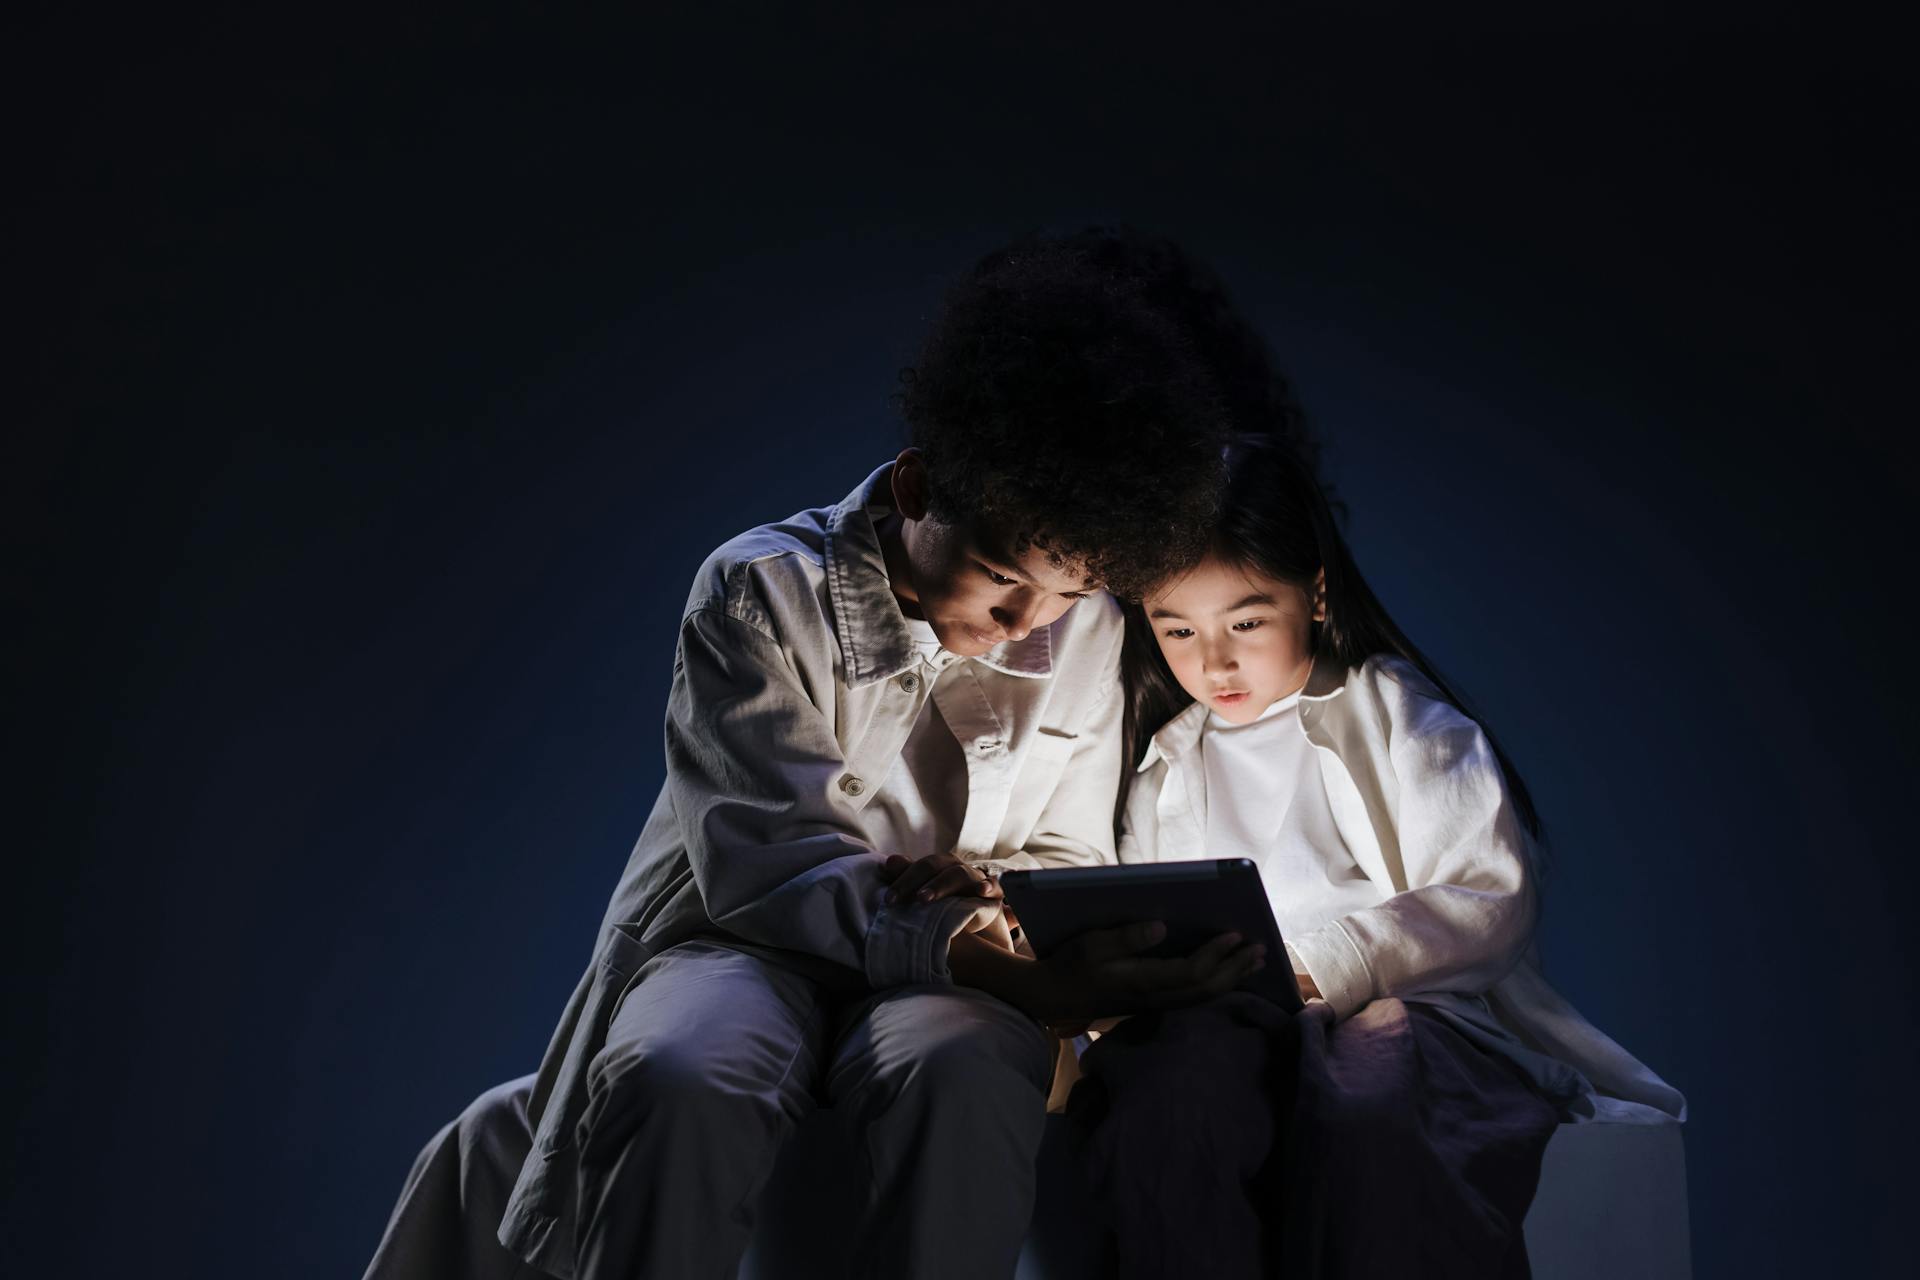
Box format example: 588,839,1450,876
931,661,1018,858
1156,750,1208,860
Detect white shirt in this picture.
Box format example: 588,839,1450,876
1199,689,1383,941
1120,654,1685,1126
863,618,968,861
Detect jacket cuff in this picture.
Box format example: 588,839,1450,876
1290,921,1374,1020
863,896,994,989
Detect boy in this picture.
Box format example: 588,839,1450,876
366,230,1266,1280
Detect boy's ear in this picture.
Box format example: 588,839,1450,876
891,448,932,521
1311,567,1327,622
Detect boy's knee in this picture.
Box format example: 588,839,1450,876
928,1034,1044,1098
849,1025,1049,1114
584,1039,774,1144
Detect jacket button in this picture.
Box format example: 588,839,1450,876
840,775,866,797
899,672,919,693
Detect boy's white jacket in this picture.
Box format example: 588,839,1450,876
498,464,1125,1277
1123,655,1686,1125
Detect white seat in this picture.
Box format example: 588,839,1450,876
1524,1119,1692,1279
741,1112,1692,1279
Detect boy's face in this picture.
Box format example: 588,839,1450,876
884,451,1100,658
1143,553,1323,724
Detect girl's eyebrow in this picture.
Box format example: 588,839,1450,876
1150,592,1273,620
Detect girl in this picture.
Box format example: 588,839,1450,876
1066,431,1685,1278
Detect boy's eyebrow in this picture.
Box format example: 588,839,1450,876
976,535,1098,594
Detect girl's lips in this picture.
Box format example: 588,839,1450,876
1213,690,1249,704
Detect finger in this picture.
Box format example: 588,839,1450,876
1185,935,1266,985
1103,940,1263,994
1181,939,1266,991
884,852,958,903
1135,960,1265,1011
1071,920,1166,964
1105,933,1245,989
914,864,1000,902
1182,931,1247,971
878,854,911,883
951,867,1001,898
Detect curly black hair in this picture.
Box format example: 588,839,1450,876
895,227,1315,601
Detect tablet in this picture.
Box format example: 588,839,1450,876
998,858,1303,1012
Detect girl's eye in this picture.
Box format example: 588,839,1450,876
1231,619,1266,632
1162,627,1195,640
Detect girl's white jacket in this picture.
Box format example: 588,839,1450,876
1120,654,1685,1124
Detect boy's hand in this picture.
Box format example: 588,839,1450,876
880,852,1003,906
1025,921,1265,1021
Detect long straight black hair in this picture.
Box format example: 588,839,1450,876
1117,432,1545,849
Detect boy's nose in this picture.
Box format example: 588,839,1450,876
990,602,1038,641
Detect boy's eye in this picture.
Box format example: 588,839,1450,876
1231,619,1266,632
983,567,1018,586
1162,627,1195,640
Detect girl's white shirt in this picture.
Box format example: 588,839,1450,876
1198,687,1385,941
1121,654,1686,1124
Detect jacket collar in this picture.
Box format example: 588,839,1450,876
825,463,1054,688
1135,656,1352,772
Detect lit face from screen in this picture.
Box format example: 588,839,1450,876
1144,554,1324,724
882,450,1098,658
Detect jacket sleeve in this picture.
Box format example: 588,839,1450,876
973,680,1125,876
1288,683,1536,1019
666,605,994,989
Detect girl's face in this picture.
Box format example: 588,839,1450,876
1144,554,1324,724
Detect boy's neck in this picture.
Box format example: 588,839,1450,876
873,511,927,621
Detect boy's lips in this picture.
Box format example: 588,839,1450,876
963,625,1003,650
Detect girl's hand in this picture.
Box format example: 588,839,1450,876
1295,970,1322,1002
880,851,1003,906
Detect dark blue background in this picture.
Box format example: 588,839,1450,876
13,6,1912,1277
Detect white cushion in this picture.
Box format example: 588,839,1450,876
743,1113,1691,1279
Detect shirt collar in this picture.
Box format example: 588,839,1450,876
825,462,1054,687
1135,656,1352,772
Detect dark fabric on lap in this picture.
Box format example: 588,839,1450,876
1066,995,1562,1280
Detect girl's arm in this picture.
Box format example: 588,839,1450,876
1290,677,1535,1019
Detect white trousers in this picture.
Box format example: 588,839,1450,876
365,938,1056,1280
